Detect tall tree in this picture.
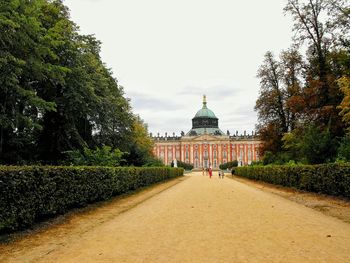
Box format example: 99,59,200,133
125,116,155,166
0,0,139,164
285,0,332,87
0,0,57,163
328,0,350,46
255,50,304,154
338,77,350,132
280,49,305,130
256,52,287,133
255,0,349,161
285,0,344,132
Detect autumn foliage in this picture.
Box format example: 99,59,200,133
255,0,350,164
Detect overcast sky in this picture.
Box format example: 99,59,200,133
65,0,294,136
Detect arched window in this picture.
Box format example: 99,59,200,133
213,150,217,158
223,151,227,158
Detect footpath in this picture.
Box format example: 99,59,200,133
1,172,350,262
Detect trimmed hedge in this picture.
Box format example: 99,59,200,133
171,160,193,170
234,164,350,199
0,166,183,234
219,160,238,170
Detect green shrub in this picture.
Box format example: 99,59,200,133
64,146,125,166
338,136,350,161
171,160,193,170
250,160,264,166
262,151,276,165
299,125,337,164
143,158,165,167
280,124,338,164
0,166,183,234
234,164,350,198
219,160,238,170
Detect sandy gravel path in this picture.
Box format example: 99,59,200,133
2,172,350,262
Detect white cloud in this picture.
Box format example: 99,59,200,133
65,0,293,135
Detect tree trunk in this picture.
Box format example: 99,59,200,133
0,126,3,157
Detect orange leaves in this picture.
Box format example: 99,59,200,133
337,76,350,131
286,95,306,113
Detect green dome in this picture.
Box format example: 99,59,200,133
186,95,224,136
194,107,217,118
194,95,217,118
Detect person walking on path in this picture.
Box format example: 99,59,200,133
218,170,222,179
209,167,212,179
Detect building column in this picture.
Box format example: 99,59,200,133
209,144,212,167
190,144,193,164
253,144,256,161
239,144,242,165
234,144,237,161
181,144,185,162
228,144,231,162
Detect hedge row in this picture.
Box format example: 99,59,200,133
233,164,350,198
171,160,194,170
0,166,183,234
219,160,238,170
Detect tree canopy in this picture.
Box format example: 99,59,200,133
256,0,350,164
0,0,154,165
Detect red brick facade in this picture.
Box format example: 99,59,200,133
153,134,261,168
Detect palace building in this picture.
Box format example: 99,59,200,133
152,96,262,169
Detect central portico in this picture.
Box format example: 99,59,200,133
181,133,231,169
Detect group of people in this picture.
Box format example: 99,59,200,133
202,167,225,179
